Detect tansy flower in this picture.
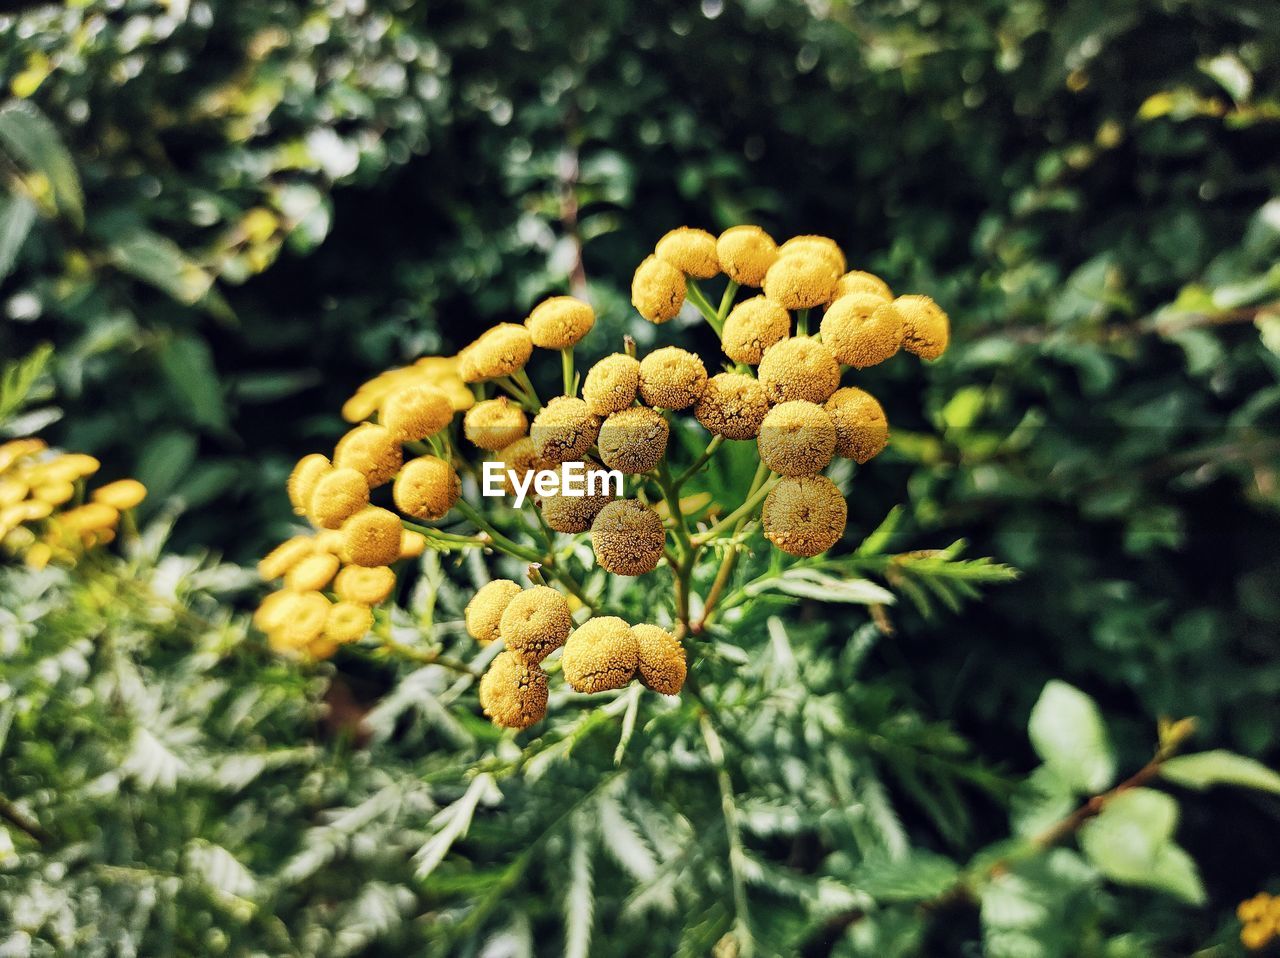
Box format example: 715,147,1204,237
632,624,686,695
835,270,892,300
285,552,341,592
530,397,601,465
820,293,904,368
582,353,641,416
479,651,549,729
499,585,573,664
42,453,100,483
757,337,841,405
540,485,614,534
762,475,847,557
597,406,669,474
308,467,370,529
315,529,345,553
254,589,301,633
464,397,529,451
631,255,686,323
341,507,404,567
277,591,332,647
655,227,720,278
324,602,373,644
495,436,550,495
33,481,75,506
895,294,950,361
779,235,846,274
561,616,639,693
465,579,523,644
638,347,707,410
399,528,427,559
825,387,889,463
334,423,403,488
762,252,839,310
722,296,791,365
716,225,778,287
591,499,665,576
757,401,837,476
60,502,118,532
393,455,461,521
459,323,534,382
335,565,397,606
258,536,316,580
0,477,26,507
91,478,147,511
381,384,454,441
525,296,595,349
288,454,331,515
694,373,770,440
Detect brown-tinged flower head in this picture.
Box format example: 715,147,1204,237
464,396,529,451
278,590,332,646
895,294,951,361
582,353,641,416
762,475,847,557
835,270,892,300
757,337,841,405
716,225,778,287
340,506,404,567
334,423,403,488
530,396,601,465
257,535,315,581
590,499,665,576
722,296,791,365
762,251,840,310
479,651,549,729
525,295,596,349
494,436,551,495
335,564,397,606
561,616,640,693
638,346,707,410
381,384,454,441
465,578,523,644
779,235,846,274
393,455,461,521
540,483,615,533
820,293,904,368
324,601,373,644
631,254,686,323
287,454,331,515
632,624,686,695
597,406,669,474
253,589,300,633
694,373,770,440
499,585,572,664
308,466,370,529
399,528,427,559
825,387,889,464
92,479,147,511
459,323,534,382
285,552,341,592
757,401,837,476
655,227,720,279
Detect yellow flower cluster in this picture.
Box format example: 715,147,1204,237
1239,893,1280,950
0,439,146,569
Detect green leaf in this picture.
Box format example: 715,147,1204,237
1027,681,1115,794
0,192,37,281
744,568,895,606
0,100,84,227
853,851,960,903
1078,788,1203,903
158,334,229,432
1160,750,1280,794
109,227,215,305
0,342,53,423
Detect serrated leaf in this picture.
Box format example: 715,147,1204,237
1160,750,1280,794
1028,681,1115,794
853,851,960,903
0,100,83,226
0,192,36,281
413,774,493,879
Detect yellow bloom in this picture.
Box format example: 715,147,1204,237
561,616,639,693
308,467,370,529
0,477,27,507
278,591,332,647
393,455,460,521
40,453,100,483
835,270,892,300
638,346,707,410
314,529,345,553
757,337,840,405
258,535,316,581
762,475,847,557
530,397,601,465
253,589,301,632
340,507,404,567
92,478,147,511
32,481,75,506
632,624,686,695
590,499,665,576
335,565,397,606
654,227,720,279
464,578,523,644
820,293,904,369
59,502,118,532
459,323,534,382
525,296,596,349
464,397,529,451
540,485,615,533
324,601,373,644
597,406,669,475
1238,894,1273,923
694,372,770,440
762,252,839,310
24,541,53,570
778,235,846,274
479,650,549,729
895,294,950,361
825,387,889,463
287,454,332,515
494,436,550,495
0,438,47,473
582,354,641,416
334,423,403,488
1241,922,1275,951
757,401,836,476
399,529,427,559
284,552,341,592
631,255,686,323
381,384,454,441
722,296,791,365
716,225,778,287
500,585,573,664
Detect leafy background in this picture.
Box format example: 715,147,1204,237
2,0,1279,954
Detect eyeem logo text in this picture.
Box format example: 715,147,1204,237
482,461,623,508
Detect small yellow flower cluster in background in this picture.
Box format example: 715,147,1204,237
1239,892,1280,951
467,580,685,728
0,438,146,569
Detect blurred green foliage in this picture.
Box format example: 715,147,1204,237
2,0,1279,954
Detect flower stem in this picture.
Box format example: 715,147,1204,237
675,435,723,488
561,347,576,397
685,279,723,335
694,472,778,546
796,308,810,336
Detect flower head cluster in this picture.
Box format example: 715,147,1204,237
1239,893,1280,951
0,439,146,569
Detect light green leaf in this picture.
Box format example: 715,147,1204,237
0,192,37,281
109,227,215,305
0,100,84,226
1146,844,1207,905
1198,53,1252,102
1079,789,1180,888
1028,681,1115,794
158,334,229,432
1160,750,1280,794
853,851,960,903
744,568,895,606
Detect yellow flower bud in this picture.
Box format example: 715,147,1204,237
525,296,596,349
340,507,404,567
638,347,707,410
762,475,847,557
285,552,341,592
459,323,534,382
1241,922,1274,951
562,616,639,693
894,294,950,361
479,650,548,729
716,225,778,287
253,589,301,633
258,536,316,580
530,397,601,465
278,591,332,646
632,624,686,695
33,481,75,506
757,337,840,405
631,255,686,323
59,502,117,532
591,499,665,576
324,601,373,644
582,353,641,416
494,436,552,495
540,484,615,533
91,478,147,511
825,387,888,464
655,227,720,279
762,252,839,310
598,406,669,474
308,467,370,529
464,397,529,451
500,585,572,664
757,401,836,476
465,578,523,644
722,296,791,365
399,529,427,559
778,235,846,274
335,564,397,606
334,423,403,488
835,270,892,300
693,373,769,440
0,438,46,473
820,293,904,368
393,455,460,521
287,454,331,515
24,541,53,570
381,384,454,441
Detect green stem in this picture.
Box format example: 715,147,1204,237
514,367,543,408
796,308,810,336
399,519,486,547
717,280,740,322
453,500,542,563
700,713,754,957
494,376,537,411
694,473,778,545
561,347,576,397
685,279,723,335
676,435,723,488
